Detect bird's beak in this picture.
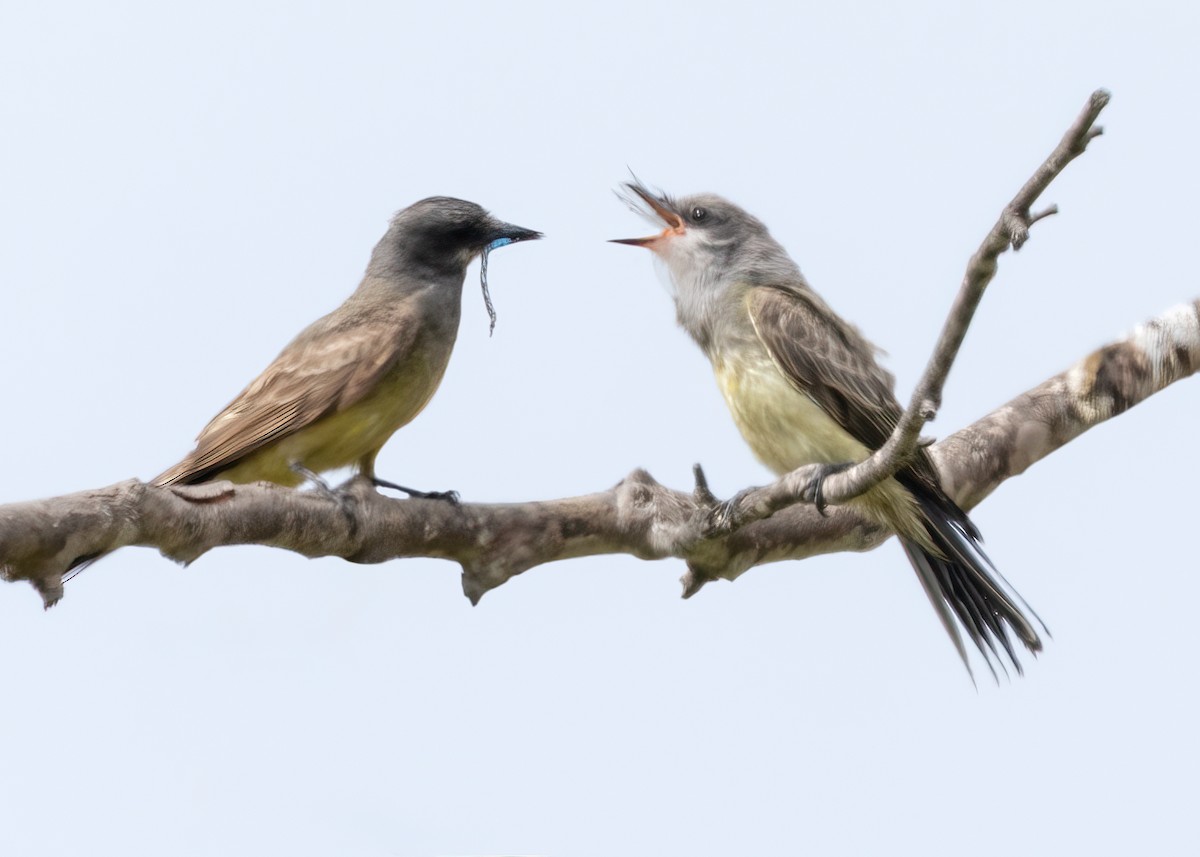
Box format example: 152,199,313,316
610,182,684,249
489,222,543,247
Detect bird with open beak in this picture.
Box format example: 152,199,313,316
613,180,1044,680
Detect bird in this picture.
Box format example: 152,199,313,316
154,196,541,492
67,197,539,576
612,180,1043,678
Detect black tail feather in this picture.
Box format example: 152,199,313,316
900,493,1043,681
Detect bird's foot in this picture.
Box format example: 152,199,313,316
805,462,853,517
291,463,359,530
706,488,754,536
291,463,335,497
372,478,461,505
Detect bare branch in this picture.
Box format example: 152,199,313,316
2,298,1195,608
698,90,1111,535
934,301,1200,510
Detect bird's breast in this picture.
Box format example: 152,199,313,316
296,342,449,462
225,333,455,482
713,351,870,475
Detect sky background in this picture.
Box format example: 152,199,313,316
1,2,1197,855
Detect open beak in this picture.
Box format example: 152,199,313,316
610,182,684,248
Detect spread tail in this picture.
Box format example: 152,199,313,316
899,492,1046,682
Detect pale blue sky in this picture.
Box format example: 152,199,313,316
1,2,1197,855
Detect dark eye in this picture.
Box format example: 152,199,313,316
690,206,708,222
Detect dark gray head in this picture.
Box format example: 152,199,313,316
368,196,541,279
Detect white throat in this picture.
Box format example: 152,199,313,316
654,229,726,349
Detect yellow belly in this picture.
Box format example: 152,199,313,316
217,357,447,486
714,352,927,543
714,354,870,474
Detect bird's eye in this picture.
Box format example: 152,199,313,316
691,206,708,222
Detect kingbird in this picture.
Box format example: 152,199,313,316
613,181,1042,677
154,196,541,491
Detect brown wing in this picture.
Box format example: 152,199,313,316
154,315,418,486
746,285,902,451
747,285,948,501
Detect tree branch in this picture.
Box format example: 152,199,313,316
2,299,1196,608
6,89,1181,613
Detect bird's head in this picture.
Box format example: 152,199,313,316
366,197,541,333
611,180,770,279
611,179,800,349
387,196,542,272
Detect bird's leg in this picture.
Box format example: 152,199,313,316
371,478,461,505
290,463,359,533
290,463,334,495
357,450,460,503
805,462,854,517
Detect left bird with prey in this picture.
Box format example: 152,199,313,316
70,196,540,573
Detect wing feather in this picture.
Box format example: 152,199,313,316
746,286,902,451
746,285,949,497
154,314,417,485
